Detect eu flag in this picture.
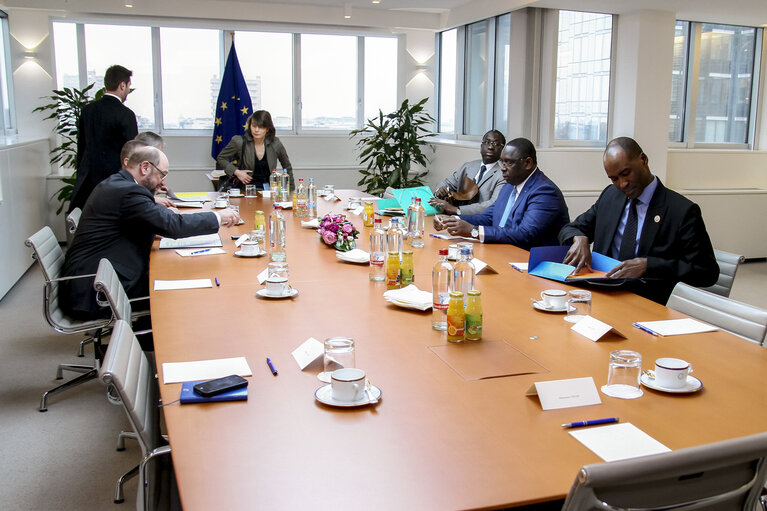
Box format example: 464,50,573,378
211,42,253,159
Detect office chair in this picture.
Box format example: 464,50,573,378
99,320,171,511
667,282,767,345
701,249,745,298
561,431,767,511
65,207,82,247
25,226,112,412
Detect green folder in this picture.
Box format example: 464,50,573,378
391,186,439,216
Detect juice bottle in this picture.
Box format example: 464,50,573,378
446,291,465,342
363,200,375,227
465,290,483,341
253,210,266,231
400,250,414,286
386,250,400,289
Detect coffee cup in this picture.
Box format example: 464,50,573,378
240,240,259,256
331,367,366,402
265,277,289,296
214,199,227,208
540,289,567,308
229,189,242,197
654,358,692,388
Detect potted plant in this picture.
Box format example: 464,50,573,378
33,84,101,214
350,98,435,196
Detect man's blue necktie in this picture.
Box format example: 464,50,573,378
498,187,517,228
475,164,487,184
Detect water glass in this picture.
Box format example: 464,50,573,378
324,184,335,196
564,290,592,323
601,350,643,399
267,261,289,281
245,184,257,197
249,230,266,253
318,337,355,383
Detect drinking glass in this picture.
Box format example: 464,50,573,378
564,290,592,323
317,337,355,383
267,261,289,281
457,242,474,260
245,184,257,197
601,350,643,399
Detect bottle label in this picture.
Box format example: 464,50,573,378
447,313,465,341
434,302,449,311
465,313,482,340
371,259,384,267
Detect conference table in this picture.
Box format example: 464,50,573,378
149,191,767,510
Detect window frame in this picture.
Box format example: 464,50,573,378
0,13,15,135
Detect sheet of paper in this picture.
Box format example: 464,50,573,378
257,268,269,284
569,422,670,462
571,315,625,342
162,356,253,384
509,262,528,272
291,337,324,370
174,192,210,202
154,279,213,291
430,233,476,241
172,201,204,208
634,318,718,336
159,233,222,249
527,377,601,410
175,248,227,257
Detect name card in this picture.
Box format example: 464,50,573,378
261,190,271,198
352,206,364,216
234,234,249,247
526,376,601,410
571,315,626,342
291,337,324,370
257,267,269,284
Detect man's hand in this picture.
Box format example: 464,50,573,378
155,196,174,208
441,217,474,237
428,197,458,215
218,208,241,227
562,236,592,274
606,258,647,279
234,169,252,184
434,186,450,200
433,215,449,231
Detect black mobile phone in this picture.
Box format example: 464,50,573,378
193,375,248,397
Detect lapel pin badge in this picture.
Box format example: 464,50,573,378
654,215,660,223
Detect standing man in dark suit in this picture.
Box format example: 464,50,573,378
428,130,507,215
559,136,718,304
434,138,570,250
68,64,138,213
61,145,240,320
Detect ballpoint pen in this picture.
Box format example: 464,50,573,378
190,248,211,255
215,277,220,286
562,417,619,429
266,357,278,376
632,322,658,336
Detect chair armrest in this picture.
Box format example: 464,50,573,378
48,273,96,284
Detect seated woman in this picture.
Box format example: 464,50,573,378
215,110,294,191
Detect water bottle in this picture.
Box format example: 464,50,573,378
387,218,404,256
369,218,386,282
307,178,318,218
407,197,425,248
432,248,453,331
269,205,287,262
271,169,281,205
454,246,475,306
268,169,278,195
279,170,290,202
296,178,307,218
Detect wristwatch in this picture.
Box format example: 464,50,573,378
471,228,479,239
455,207,462,215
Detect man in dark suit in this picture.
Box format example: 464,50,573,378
559,136,718,304
428,130,507,215
61,145,240,320
68,64,139,213
433,137,570,250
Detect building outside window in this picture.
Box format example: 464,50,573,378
438,28,457,134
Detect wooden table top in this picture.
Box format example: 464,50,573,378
149,191,767,511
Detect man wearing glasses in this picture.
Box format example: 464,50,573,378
60,144,240,322
428,130,507,215
434,138,570,250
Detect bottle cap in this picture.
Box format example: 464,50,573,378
449,291,464,298
468,290,481,296
374,218,382,224
274,205,282,210
460,247,471,255
439,248,448,255
416,197,422,203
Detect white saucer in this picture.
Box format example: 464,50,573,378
314,384,382,407
213,204,227,209
531,300,571,313
228,193,243,198
234,249,266,258
255,288,299,299
640,373,703,393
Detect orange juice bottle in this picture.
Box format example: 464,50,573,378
386,250,400,289
446,291,465,342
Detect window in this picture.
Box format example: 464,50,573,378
494,14,511,133
301,34,357,130
53,22,79,91
554,11,613,143
464,19,491,136
669,21,690,143
438,29,457,133
84,24,154,128
160,28,220,130
0,13,13,133
364,36,398,121
235,31,293,129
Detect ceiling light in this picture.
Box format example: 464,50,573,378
344,3,352,19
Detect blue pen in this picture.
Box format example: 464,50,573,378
632,322,658,336
190,248,211,255
562,417,619,429
215,277,220,287
266,357,278,376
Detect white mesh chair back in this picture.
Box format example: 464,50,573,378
562,431,767,511
701,249,745,298
94,258,132,322
667,282,767,345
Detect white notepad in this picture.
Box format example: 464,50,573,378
162,357,253,384
634,318,717,336
569,422,670,461
154,279,213,291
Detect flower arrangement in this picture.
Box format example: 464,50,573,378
317,213,359,251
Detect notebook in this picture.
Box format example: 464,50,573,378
179,380,248,404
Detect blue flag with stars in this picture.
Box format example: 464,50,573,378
211,42,253,159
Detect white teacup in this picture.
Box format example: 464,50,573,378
265,277,289,296
214,199,227,208
540,289,567,308
331,368,366,402
654,358,693,388
229,189,242,197
240,241,259,256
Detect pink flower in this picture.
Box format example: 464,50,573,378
326,223,339,233
322,231,337,245
342,223,354,234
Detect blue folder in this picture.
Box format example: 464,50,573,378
391,186,439,216
527,246,622,283
180,380,248,404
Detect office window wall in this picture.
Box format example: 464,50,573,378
51,21,397,133
464,19,491,136
0,13,13,133
438,29,457,133
554,11,613,144
669,21,690,143
493,14,511,134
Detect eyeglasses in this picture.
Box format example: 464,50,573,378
146,161,168,179
481,139,504,148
